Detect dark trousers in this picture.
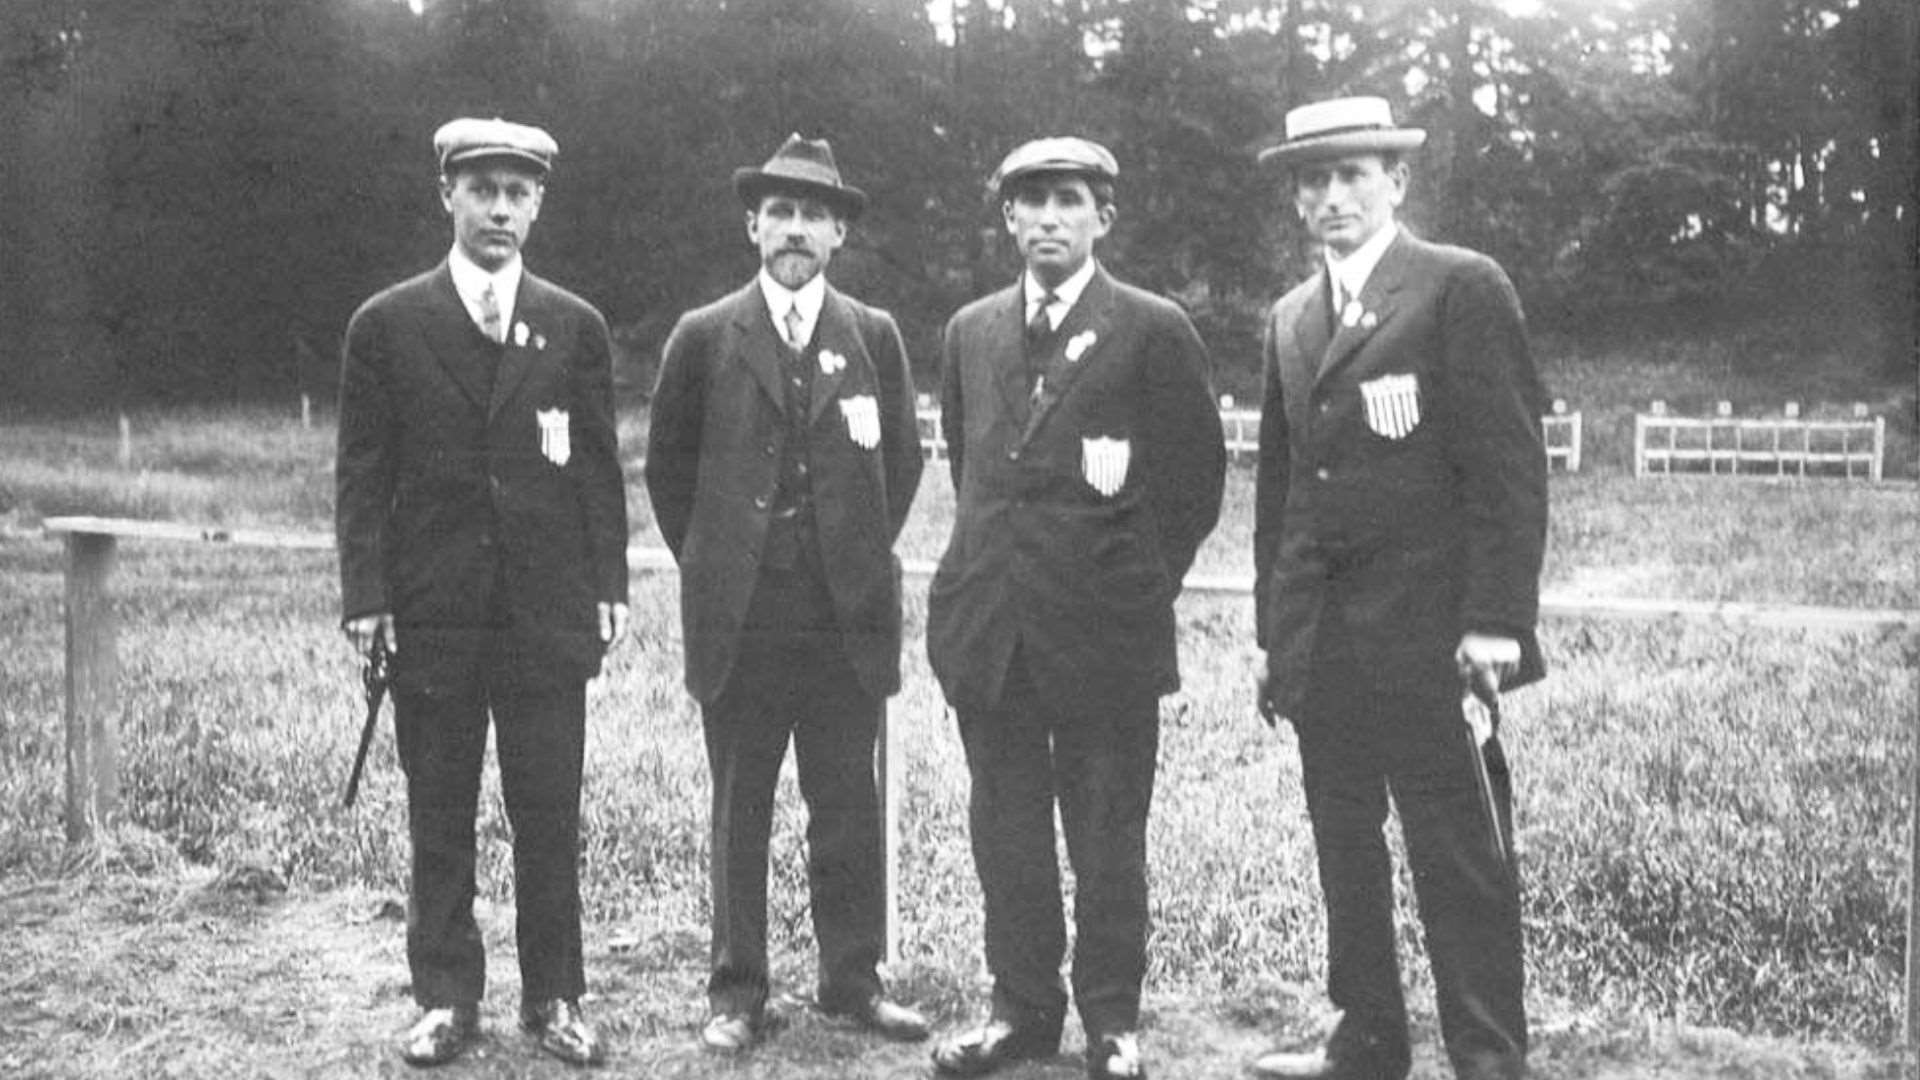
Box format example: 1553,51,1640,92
702,562,886,1017
955,650,1159,1040
1295,654,1526,1075
394,665,587,1009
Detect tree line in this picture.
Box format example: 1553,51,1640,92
0,0,1912,409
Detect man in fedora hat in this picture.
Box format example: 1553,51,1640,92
925,137,1225,1080
336,117,629,1068
1247,96,1548,1080
645,132,928,1053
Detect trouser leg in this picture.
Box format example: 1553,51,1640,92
789,653,886,1008
491,671,588,1004
956,656,1068,1035
1295,674,1410,1039
1053,689,1159,1037
1387,692,1526,1075
394,682,490,1009
701,664,792,1019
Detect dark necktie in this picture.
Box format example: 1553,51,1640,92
1026,291,1056,348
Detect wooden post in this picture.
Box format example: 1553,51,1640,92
301,393,312,430
63,531,119,842
117,413,131,469
878,707,901,966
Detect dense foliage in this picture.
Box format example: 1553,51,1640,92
1,0,1912,407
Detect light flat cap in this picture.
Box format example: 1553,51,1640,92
1257,96,1425,168
989,137,1119,197
433,117,558,175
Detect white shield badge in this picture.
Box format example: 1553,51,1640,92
839,394,881,450
1081,436,1131,497
537,408,571,466
1360,373,1420,440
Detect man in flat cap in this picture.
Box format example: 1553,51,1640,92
645,133,928,1053
336,116,628,1068
926,136,1225,1080
1246,96,1547,1080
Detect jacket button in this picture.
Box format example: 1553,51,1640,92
763,444,776,456
1315,467,1331,481
1007,449,1020,461
753,495,769,509
1318,401,1331,414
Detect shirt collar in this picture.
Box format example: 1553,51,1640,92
1024,258,1098,325
1324,222,1398,301
757,269,827,336
448,245,524,319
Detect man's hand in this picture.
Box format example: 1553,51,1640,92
345,613,396,656
1257,670,1283,728
598,602,630,645
1455,632,1520,700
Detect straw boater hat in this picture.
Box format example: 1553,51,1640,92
988,136,1119,198
433,117,558,175
1257,96,1426,169
733,134,868,220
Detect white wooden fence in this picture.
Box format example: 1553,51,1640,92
916,394,1587,471
1634,401,1885,481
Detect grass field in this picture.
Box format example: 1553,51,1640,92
0,358,1914,1076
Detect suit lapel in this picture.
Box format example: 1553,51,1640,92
986,287,1030,423
1316,231,1412,383
1020,268,1114,445
809,286,869,426
489,274,544,419
726,283,789,414
416,264,493,413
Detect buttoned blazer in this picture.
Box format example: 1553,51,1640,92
926,267,1226,712
645,280,924,704
335,262,630,694
1253,230,1547,717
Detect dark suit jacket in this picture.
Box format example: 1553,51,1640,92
336,262,629,694
645,280,923,704
1254,230,1547,717
927,266,1226,712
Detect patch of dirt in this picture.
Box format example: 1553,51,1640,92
0,867,1907,1079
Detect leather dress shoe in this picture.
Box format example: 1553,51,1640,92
701,1011,759,1053
931,1019,1059,1076
1247,1020,1408,1080
398,1003,480,1066
823,994,931,1042
1087,1031,1147,1079
520,997,604,1066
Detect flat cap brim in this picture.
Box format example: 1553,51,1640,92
1258,129,1426,168
990,137,1118,197
435,117,558,174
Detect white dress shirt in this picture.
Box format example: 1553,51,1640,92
447,245,524,342
1325,222,1398,310
1023,257,1098,332
757,269,827,348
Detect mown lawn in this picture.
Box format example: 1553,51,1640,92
0,391,1914,1075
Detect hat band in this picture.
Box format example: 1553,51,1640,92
1290,121,1402,141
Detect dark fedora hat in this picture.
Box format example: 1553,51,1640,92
732,134,868,220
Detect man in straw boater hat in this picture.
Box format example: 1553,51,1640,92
645,133,928,1054
925,136,1226,1080
1247,96,1548,1080
335,117,630,1067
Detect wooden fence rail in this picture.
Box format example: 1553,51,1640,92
34,515,1920,1037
